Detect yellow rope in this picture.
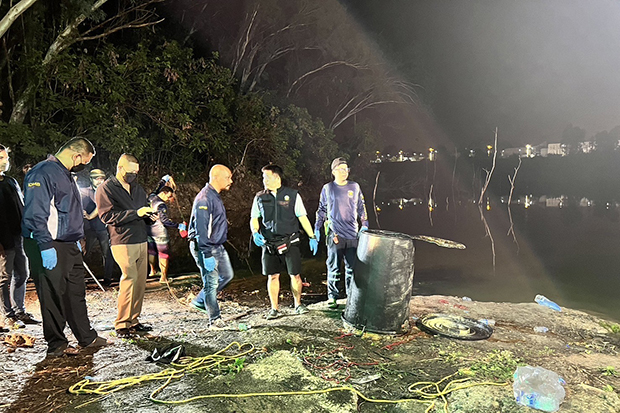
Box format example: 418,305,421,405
69,342,508,411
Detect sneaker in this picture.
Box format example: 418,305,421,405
265,308,281,320
209,318,227,329
295,304,309,315
3,316,25,329
190,301,209,314
328,299,339,309
16,312,41,325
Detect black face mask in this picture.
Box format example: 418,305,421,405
70,163,86,173
124,173,137,184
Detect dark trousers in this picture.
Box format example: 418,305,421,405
84,229,114,281
326,236,358,300
24,238,97,350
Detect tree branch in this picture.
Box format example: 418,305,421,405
287,61,368,97
0,0,38,39
76,18,164,42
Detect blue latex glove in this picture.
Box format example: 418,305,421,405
253,232,266,247
314,229,321,242
178,222,187,231
162,174,171,182
41,248,58,270
309,238,319,255
203,255,217,272
360,226,368,232
76,241,82,252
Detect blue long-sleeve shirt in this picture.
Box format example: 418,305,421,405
22,155,85,250
315,181,368,240
188,183,227,258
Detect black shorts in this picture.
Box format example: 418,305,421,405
261,243,302,276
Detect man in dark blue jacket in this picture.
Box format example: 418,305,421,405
22,137,107,357
188,164,233,328
0,145,39,330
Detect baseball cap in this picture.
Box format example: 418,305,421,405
331,157,348,171
89,169,106,178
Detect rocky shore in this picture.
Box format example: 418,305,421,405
1,277,619,412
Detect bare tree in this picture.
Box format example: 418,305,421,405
478,128,499,270
506,157,522,251
230,3,316,93
329,78,418,131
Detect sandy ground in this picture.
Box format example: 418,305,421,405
1,275,620,413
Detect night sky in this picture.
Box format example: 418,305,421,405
344,0,620,147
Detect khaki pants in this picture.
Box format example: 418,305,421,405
111,243,148,330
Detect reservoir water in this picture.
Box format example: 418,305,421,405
375,194,620,322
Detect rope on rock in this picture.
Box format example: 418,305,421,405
69,342,507,412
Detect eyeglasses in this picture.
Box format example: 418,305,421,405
333,167,350,173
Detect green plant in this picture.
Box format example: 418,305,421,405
600,321,620,334
462,350,523,381
226,357,246,376
601,366,618,377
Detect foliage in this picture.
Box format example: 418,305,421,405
601,366,618,377
459,350,523,382
599,321,620,334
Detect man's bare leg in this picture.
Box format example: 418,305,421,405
267,273,280,310
290,274,302,308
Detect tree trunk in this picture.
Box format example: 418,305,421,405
10,0,109,124
0,0,38,39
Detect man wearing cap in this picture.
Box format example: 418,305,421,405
0,145,40,330
315,157,369,309
250,164,319,320
80,169,114,285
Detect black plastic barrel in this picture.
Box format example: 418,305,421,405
342,229,415,335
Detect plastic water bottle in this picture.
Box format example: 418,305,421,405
534,295,561,312
478,319,496,327
513,366,565,412
533,326,549,333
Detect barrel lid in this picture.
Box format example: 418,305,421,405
416,314,493,340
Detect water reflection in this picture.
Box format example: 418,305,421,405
380,195,620,213
375,194,620,322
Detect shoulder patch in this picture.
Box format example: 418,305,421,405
28,182,41,188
